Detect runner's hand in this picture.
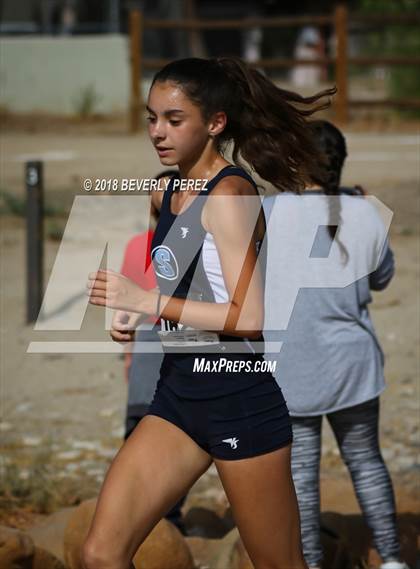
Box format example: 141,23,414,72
110,310,142,344
87,269,147,312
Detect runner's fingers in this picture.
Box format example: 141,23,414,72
89,292,122,310
86,287,114,301
110,329,134,343
113,321,132,331
86,279,107,291
88,270,109,281
88,296,106,306
112,312,137,332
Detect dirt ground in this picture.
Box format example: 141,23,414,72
0,119,419,562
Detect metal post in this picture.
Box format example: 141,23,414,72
129,9,143,133
334,4,349,123
26,161,44,323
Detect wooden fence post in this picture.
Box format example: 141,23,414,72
334,4,349,123
129,8,143,133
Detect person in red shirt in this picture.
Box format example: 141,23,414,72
120,229,156,290
120,170,175,382
120,228,156,382
119,170,188,534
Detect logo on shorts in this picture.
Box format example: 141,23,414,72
180,227,189,239
222,437,239,449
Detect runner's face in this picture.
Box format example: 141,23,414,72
147,81,210,167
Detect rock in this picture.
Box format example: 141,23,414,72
396,456,417,470
183,487,229,520
27,507,76,563
133,518,195,569
21,436,42,447
185,536,223,569
99,408,115,418
374,513,419,569
233,537,253,569
33,547,66,569
63,498,97,569
184,506,231,538
311,510,419,568
0,525,35,566
64,498,195,569
210,527,241,569
15,403,33,413
210,515,354,569
221,506,235,531
0,525,34,567
321,512,361,569
71,441,97,451
382,447,396,460
366,545,382,569
0,526,65,569
56,451,81,460
111,427,124,439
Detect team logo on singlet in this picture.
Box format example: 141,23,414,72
151,245,179,280
180,227,189,239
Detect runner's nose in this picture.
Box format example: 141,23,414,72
151,120,166,144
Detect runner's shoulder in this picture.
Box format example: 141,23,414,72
209,173,257,199
204,173,260,233
151,176,172,211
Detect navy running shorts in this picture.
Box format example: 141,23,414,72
146,373,293,460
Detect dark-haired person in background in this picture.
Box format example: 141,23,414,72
264,121,408,569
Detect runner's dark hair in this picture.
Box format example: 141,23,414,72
152,57,337,194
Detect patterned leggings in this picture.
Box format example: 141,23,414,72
291,397,400,567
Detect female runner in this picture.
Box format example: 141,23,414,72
84,57,335,569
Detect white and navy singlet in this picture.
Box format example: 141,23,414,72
150,165,269,399
147,165,293,459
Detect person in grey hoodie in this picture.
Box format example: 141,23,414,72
263,121,409,569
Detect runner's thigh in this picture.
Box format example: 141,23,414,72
85,415,212,561
214,444,305,568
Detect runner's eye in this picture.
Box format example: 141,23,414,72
169,120,181,126
146,116,156,123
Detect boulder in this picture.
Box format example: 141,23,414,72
27,507,75,563
185,536,224,569
321,513,358,569
222,522,352,569
64,498,194,569
133,518,195,569
184,506,230,538
0,525,34,568
209,514,354,569
233,537,253,569
210,527,241,569
63,498,97,569
32,547,66,569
